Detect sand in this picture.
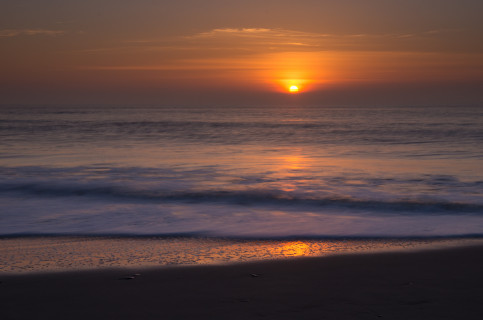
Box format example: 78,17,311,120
1,244,483,319
1,236,481,273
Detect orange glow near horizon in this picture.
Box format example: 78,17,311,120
66,49,483,98
275,78,310,93
256,52,324,93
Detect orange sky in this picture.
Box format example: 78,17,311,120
1,0,482,106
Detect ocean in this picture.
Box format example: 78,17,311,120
1,105,482,239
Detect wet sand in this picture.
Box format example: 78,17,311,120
1,236,481,273
2,244,483,319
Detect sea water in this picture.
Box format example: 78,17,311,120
1,105,482,238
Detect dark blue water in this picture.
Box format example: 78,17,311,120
1,105,482,237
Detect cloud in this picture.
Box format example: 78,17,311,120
86,27,458,57
196,28,273,35
176,27,457,53
79,27,466,73
0,29,66,38
185,28,326,49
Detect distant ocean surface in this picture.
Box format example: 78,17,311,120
1,105,482,238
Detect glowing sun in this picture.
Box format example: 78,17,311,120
289,85,299,93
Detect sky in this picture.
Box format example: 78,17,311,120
1,0,482,106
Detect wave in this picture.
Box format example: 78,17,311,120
2,181,482,214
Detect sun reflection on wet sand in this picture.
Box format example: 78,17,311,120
1,237,482,273
277,241,312,257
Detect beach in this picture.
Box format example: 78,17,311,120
1,241,483,319
1,106,482,319
2,0,483,318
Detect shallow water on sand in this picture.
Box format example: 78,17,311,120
1,237,482,273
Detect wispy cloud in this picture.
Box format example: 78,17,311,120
186,27,450,48
0,29,66,38
184,28,327,49
195,28,274,35
79,27,463,72
119,27,453,54
81,27,458,57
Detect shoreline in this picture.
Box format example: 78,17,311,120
2,244,483,319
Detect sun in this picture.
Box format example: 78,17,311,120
289,85,299,93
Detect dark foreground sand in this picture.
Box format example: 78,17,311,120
1,245,483,320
